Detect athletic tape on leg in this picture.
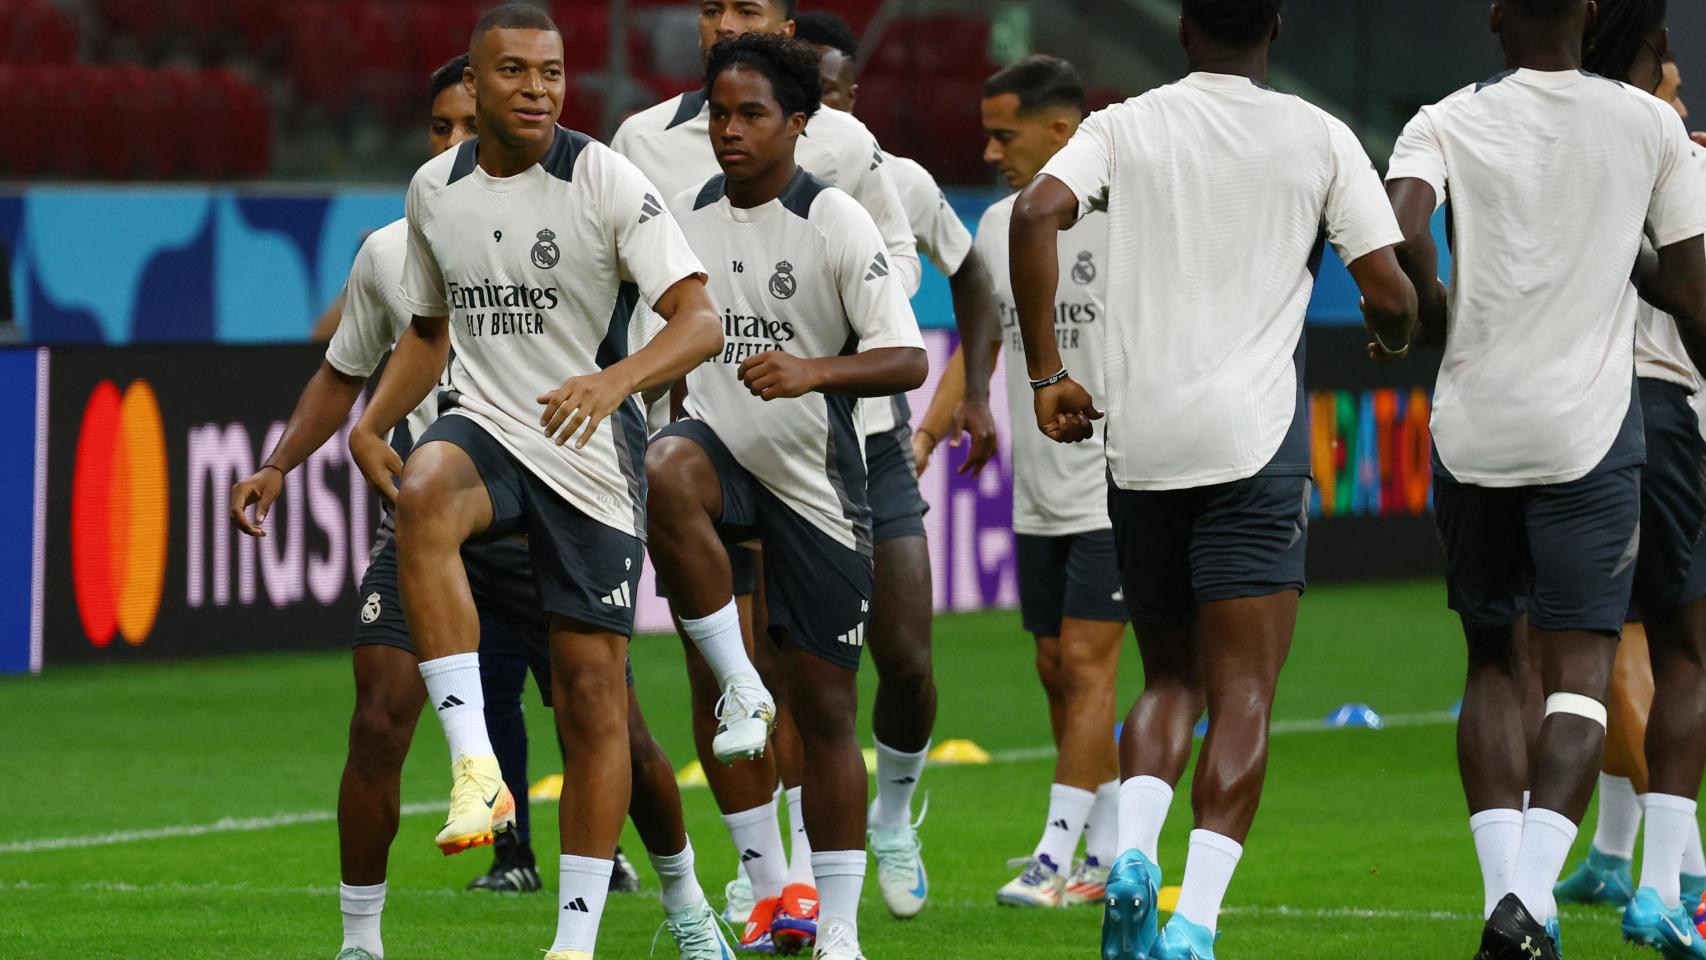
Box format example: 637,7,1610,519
1544,692,1607,729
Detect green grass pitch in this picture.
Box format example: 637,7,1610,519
1,580,1681,958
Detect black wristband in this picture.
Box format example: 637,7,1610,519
1030,368,1069,391
260,463,286,478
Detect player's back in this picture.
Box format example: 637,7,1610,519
1389,69,1704,485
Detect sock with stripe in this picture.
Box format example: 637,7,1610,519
722,799,788,901
679,600,761,690
1032,783,1094,875
551,855,613,954
418,653,491,761
870,738,928,829
339,881,385,958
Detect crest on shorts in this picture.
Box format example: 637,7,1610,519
360,592,382,624
531,228,560,269
1071,250,1096,285
769,261,797,300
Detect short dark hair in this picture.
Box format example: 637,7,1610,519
704,33,823,118
1181,0,1284,47
430,54,470,105
1584,0,1668,79
775,0,797,17
471,2,558,45
982,55,1085,115
794,11,859,59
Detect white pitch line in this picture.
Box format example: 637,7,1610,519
3,711,1458,857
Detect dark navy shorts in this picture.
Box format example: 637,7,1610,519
415,414,644,637
1108,475,1310,625
1632,378,1706,612
655,419,873,671
1015,529,1128,636
865,423,929,544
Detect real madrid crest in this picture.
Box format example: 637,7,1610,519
769,261,797,300
361,592,382,624
531,228,561,269
1071,250,1096,285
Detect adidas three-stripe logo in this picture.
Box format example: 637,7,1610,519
638,193,663,224
600,582,633,608
837,622,866,647
437,695,465,711
1050,818,1071,830
865,252,889,281
564,896,589,912
740,848,763,863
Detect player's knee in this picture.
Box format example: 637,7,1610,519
643,438,706,514
556,663,629,735
789,678,858,743
348,701,413,773
871,635,932,694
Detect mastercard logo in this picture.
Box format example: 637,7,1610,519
70,380,169,648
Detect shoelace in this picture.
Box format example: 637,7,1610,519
714,680,772,730
447,757,491,813
813,919,859,958
649,903,734,958
1002,856,1055,888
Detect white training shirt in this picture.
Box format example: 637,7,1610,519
1387,68,1706,486
399,128,707,539
325,219,441,449
671,168,924,553
1041,72,1403,491
976,194,1111,536
612,91,922,297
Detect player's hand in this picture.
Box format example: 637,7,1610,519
738,350,819,401
538,370,630,449
911,427,938,475
229,466,285,538
1692,131,1706,149
955,397,1000,475
1033,378,1101,444
1361,296,1414,363
350,427,404,506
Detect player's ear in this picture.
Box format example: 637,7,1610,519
848,83,859,112
1176,15,1188,50
1489,3,1502,37
1582,0,1599,36
1270,14,1282,45
788,111,809,137
463,65,477,101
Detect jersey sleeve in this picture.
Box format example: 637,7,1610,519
849,152,924,298
824,193,924,353
594,147,709,307
398,174,449,317
325,234,407,377
1040,108,1115,221
1384,108,1449,210
1321,116,1406,263
971,204,1009,345
1648,107,1706,248
904,160,973,276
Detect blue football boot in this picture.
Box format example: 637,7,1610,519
1100,849,1162,960
1152,914,1217,960
1554,847,1635,907
1624,887,1706,959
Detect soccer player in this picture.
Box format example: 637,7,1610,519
1009,2,1418,957
792,9,1003,918
643,33,927,960
908,54,1125,909
345,7,724,958
1384,0,1706,955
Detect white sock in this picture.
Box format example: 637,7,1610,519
722,799,788,900
1084,780,1120,866
1685,817,1706,878
812,850,867,935
1171,829,1243,932
1640,794,1698,908
1522,790,1531,813
418,654,492,761
1470,809,1523,920
1512,807,1578,924
648,839,706,915
1032,784,1095,874
785,786,815,887
1119,776,1174,864
870,738,928,828
339,881,385,957
551,855,614,953
1591,774,1642,860
679,600,760,689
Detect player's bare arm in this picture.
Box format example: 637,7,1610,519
1386,178,1450,348
944,246,1001,474
537,274,720,448
913,338,1003,476
737,345,926,401
1640,233,1706,372
1346,246,1419,363
349,314,451,503
230,361,366,537
1010,172,1100,444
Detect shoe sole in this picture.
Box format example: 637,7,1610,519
881,893,924,919
1101,877,1158,960
1064,885,1108,907
1623,924,1702,960
770,925,814,955
437,801,516,856
713,720,770,764
996,891,1059,908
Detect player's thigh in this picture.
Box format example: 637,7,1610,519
1434,473,1529,630
1107,484,1196,625
647,420,756,524
1525,465,1641,634
756,490,873,676
545,615,630,731
1632,379,1706,612
396,417,516,544
1188,475,1310,609
1016,533,1072,638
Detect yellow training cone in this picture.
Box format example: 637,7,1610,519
862,747,879,772
676,760,709,788
528,774,563,803
926,739,992,765
1158,885,1181,915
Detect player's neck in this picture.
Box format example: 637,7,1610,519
1501,28,1584,72
725,160,798,210
1185,48,1269,84
477,131,554,179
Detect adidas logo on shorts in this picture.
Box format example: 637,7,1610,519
837,622,866,647
599,582,633,608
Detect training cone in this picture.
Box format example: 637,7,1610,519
675,760,709,788
1324,703,1383,729
927,739,992,765
1450,698,1463,719
528,774,563,802
1193,717,1208,737
863,747,879,772
1158,885,1182,915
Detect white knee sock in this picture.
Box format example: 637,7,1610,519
1084,780,1120,866
722,799,788,901
418,654,491,761
870,738,928,828
1470,809,1523,920
1032,783,1095,874
1512,807,1577,924
812,850,867,935
1640,794,1698,908
1591,774,1642,860
1685,816,1706,878
784,786,815,887
1119,776,1174,865
339,881,385,957
648,839,707,915
551,855,613,954
1172,829,1243,932
679,600,760,689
